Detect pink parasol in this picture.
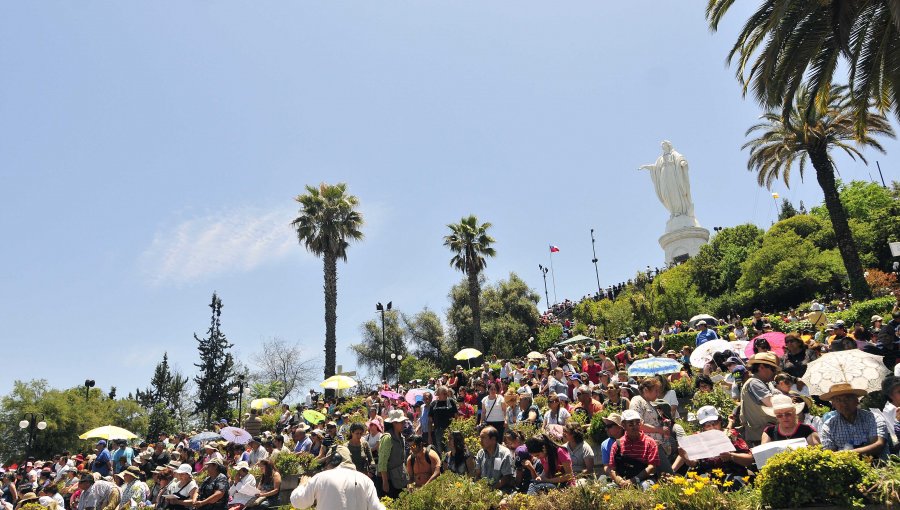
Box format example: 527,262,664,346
404,388,434,405
379,390,402,400
744,332,786,358
219,426,251,445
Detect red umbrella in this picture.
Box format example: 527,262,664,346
744,332,786,358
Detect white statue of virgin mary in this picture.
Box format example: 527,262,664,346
639,140,696,220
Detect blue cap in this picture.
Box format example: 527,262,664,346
96,440,107,447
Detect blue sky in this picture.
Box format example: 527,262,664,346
1,2,897,400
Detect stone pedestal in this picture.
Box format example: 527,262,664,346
659,226,709,264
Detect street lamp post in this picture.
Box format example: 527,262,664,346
229,374,247,428
19,413,46,460
389,352,404,385
376,301,392,382
84,379,95,401
538,265,550,311
590,229,602,299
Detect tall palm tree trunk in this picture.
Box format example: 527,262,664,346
323,252,338,391
468,267,483,351
809,149,872,300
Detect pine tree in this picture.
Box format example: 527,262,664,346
193,293,235,427
778,199,799,221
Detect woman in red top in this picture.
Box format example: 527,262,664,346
524,434,573,494
761,395,820,445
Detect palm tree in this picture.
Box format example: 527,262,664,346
292,183,364,383
443,215,496,352
743,83,894,300
706,0,900,131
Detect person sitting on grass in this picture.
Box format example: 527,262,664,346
608,409,658,491
523,434,574,495
820,383,890,461
673,406,753,489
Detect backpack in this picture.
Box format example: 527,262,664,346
410,445,443,473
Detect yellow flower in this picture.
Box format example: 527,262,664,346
711,468,725,478
682,487,696,496
722,480,734,488
603,494,611,502
672,476,686,485
693,481,705,490
650,484,660,491
654,505,666,510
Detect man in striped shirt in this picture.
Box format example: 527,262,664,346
608,409,659,490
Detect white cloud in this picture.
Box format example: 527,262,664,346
141,205,299,285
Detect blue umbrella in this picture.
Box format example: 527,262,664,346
627,357,683,377
191,431,222,442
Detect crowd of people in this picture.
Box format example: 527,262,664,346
2,304,899,510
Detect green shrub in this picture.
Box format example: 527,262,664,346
661,332,697,354
832,296,896,326
671,376,695,399
446,416,480,456
511,420,540,440
688,386,735,422
862,456,900,505
336,396,368,415
757,446,878,508
273,452,320,475
586,408,617,445
532,394,548,413
384,472,501,510
259,412,278,432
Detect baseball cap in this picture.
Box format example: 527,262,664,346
621,409,641,422
696,405,720,425
96,440,107,447
175,464,192,475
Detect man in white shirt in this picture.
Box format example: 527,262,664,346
228,461,257,509
290,445,383,510
246,437,268,466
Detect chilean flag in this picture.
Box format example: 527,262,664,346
549,245,560,253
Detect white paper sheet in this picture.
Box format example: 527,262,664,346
237,484,260,497
750,438,807,468
677,429,736,460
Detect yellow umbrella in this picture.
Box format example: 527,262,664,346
320,375,358,390
249,398,279,410
79,425,138,440
453,348,482,361
453,348,483,368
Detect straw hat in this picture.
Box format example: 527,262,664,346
602,413,623,427
762,394,805,417
821,382,867,401
746,352,779,369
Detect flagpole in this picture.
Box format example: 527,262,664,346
548,246,558,305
